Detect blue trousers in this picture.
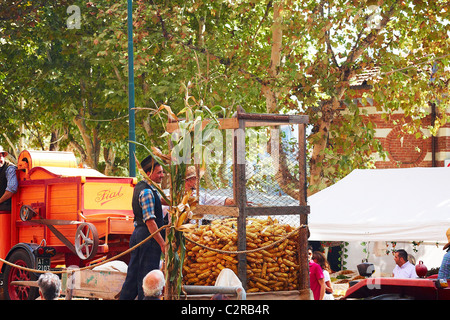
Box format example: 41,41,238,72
119,225,162,300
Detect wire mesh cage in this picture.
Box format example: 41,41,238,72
168,110,310,293
194,125,303,227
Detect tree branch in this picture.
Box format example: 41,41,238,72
322,3,339,68
155,9,265,85
252,1,273,43
345,4,397,69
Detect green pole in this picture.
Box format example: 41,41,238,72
127,0,136,177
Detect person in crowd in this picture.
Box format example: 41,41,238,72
393,249,417,278
161,166,235,225
308,246,325,300
179,166,254,225
142,269,165,300
120,155,168,300
0,147,18,211
37,273,61,300
438,228,450,280
312,251,334,300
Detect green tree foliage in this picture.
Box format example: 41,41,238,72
1,0,448,190
0,1,130,172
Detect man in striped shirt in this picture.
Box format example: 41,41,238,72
0,147,18,211
120,154,167,300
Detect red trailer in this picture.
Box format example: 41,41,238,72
343,277,450,300
0,150,136,300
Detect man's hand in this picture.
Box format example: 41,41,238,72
145,219,166,253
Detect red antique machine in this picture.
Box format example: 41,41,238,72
0,150,136,300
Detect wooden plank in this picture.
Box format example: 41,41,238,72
297,123,309,291
18,225,44,244
237,112,309,124
10,280,39,288
192,205,310,217
166,115,309,132
192,205,239,217
47,184,78,198
244,121,298,128
298,123,307,206
166,117,239,133
245,206,310,216
109,218,134,234
185,289,312,300
62,269,126,300
234,118,247,289
247,289,312,300
17,186,45,203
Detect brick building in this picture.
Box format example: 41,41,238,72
349,72,449,169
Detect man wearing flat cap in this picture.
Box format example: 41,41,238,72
120,154,168,300
0,146,18,211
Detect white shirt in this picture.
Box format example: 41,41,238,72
163,189,227,207
323,269,331,283
197,190,227,206
2,164,18,193
393,261,417,279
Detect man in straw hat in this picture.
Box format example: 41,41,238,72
171,166,236,226
184,166,235,206
120,154,168,300
438,228,450,280
0,146,18,211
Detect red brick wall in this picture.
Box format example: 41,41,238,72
350,91,450,168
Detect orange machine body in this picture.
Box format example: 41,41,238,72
1,150,136,270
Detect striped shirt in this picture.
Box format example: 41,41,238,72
139,184,160,223
4,165,18,194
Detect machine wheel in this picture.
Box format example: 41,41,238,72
3,249,39,300
75,222,99,260
19,205,36,222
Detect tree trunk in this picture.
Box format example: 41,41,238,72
103,146,116,175
262,2,282,113
49,130,60,151
308,90,348,193
73,115,101,169
306,5,397,193
308,110,333,194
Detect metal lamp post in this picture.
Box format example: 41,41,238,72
127,0,136,177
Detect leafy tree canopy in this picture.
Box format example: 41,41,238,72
0,0,448,192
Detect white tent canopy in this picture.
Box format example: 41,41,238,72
308,168,450,243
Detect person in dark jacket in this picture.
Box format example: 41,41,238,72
120,155,167,300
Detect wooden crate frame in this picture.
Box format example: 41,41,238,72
167,109,310,291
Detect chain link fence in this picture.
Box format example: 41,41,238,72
170,112,310,292
193,125,302,230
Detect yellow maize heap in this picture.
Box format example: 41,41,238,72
182,217,300,292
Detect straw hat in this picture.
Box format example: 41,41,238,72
186,166,197,180
0,146,8,156
443,228,450,250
